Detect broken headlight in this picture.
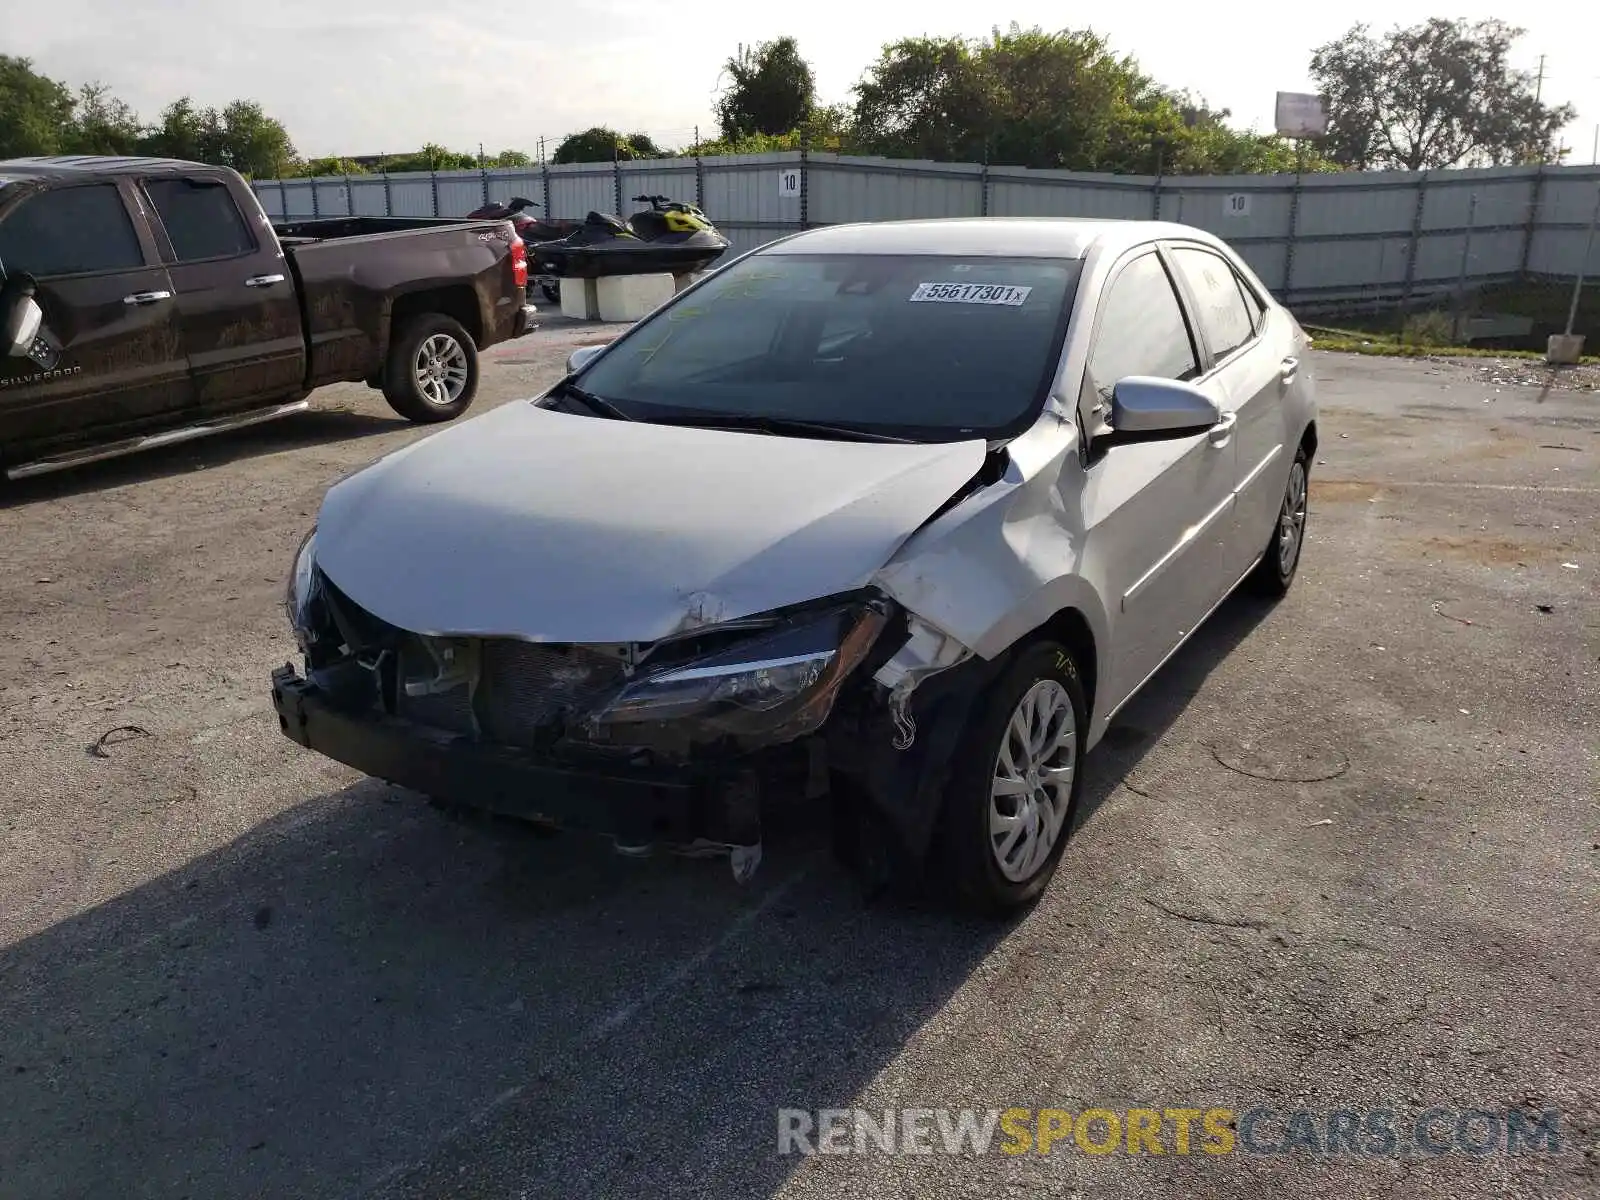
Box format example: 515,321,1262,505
284,526,320,650
586,601,888,744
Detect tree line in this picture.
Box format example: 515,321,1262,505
0,58,537,178
687,19,1572,173
1,19,1575,181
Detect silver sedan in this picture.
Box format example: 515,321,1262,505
275,217,1318,914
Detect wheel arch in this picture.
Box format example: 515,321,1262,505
389,286,483,353
1299,419,1318,461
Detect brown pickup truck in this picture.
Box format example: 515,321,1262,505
0,155,536,480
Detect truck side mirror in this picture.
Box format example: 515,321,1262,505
4,293,43,359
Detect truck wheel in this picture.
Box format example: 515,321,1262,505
934,640,1086,916
383,315,479,423
541,281,560,304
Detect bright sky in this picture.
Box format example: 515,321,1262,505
11,1,1600,163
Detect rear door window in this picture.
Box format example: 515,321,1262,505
1170,246,1256,361
144,178,257,262
0,184,145,278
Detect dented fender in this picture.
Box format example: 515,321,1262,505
869,413,1111,727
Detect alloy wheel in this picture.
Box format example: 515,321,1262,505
989,679,1077,883
414,333,470,406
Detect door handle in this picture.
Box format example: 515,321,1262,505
245,274,286,288
1280,355,1299,382
123,290,172,306
1208,411,1238,447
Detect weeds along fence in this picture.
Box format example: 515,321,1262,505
252,153,1600,314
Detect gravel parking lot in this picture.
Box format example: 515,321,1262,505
0,328,1595,1199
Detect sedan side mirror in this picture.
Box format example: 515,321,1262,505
3,287,43,359
566,342,608,373
1108,376,1220,439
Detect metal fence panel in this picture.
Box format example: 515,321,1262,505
547,165,614,219
484,170,542,208
619,158,699,209
808,157,983,223
1295,173,1417,237
988,169,1151,220
251,156,1600,303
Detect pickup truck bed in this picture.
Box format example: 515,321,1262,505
0,156,535,480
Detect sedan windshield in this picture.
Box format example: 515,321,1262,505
573,252,1082,440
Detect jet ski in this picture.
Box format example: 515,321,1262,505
465,198,578,301
465,196,580,244
531,195,730,279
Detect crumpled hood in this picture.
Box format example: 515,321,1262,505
315,401,985,643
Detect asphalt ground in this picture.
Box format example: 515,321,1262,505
0,325,1595,1199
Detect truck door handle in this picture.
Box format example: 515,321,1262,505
123,291,172,306
1280,355,1299,382
1208,411,1238,447
245,274,286,288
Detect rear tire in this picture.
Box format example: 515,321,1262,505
541,281,560,304
382,314,479,423
935,640,1087,916
1247,447,1310,596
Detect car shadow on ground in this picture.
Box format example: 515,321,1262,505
0,407,401,509
0,591,1275,1199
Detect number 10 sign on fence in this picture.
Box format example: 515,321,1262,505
778,169,801,199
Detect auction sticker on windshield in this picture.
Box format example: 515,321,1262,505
909,282,1032,306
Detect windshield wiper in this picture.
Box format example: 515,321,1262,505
546,376,635,421
654,412,912,443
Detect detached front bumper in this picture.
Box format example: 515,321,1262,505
270,664,759,850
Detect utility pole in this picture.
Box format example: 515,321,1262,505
1534,55,1545,103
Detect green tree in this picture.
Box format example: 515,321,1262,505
381,144,476,172
492,149,531,167
715,37,816,140
552,127,665,163
137,97,209,162
625,132,667,159
850,35,994,164
301,156,369,177
63,83,143,155
693,104,856,157
1310,19,1575,169
851,25,1322,174
135,97,297,177
209,100,298,178
0,56,76,157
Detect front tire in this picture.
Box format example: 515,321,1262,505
936,640,1087,915
1247,447,1310,596
382,314,479,423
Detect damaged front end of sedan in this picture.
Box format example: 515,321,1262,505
272,532,996,887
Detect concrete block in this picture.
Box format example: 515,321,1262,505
673,270,708,294
560,278,599,321
1546,333,1585,365
596,273,675,322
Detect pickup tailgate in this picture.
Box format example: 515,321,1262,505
279,219,527,390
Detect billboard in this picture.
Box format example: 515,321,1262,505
1275,92,1328,138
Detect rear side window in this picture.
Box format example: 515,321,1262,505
144,178,256,262
0,184,144,277
1088,251,1198,402
1170,247,1255,360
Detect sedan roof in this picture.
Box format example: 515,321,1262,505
761,217,1223,260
